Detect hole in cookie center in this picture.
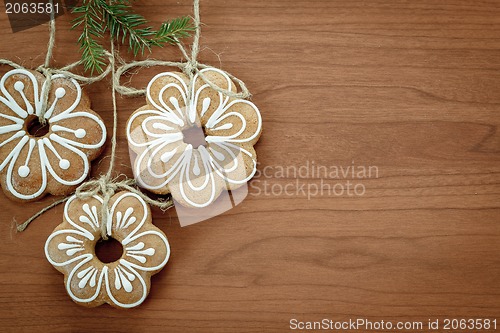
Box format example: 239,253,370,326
182,126,207,148
26,116,49,137
95,237,123,263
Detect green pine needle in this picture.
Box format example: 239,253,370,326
154,16,195,45
71,0,194,74
72,1,106,74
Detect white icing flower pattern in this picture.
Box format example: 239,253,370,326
0,69,106,200
127,68,262,208
45,192,170,308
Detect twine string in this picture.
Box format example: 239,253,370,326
0,59,23,69
180,0,200,99
74,29,175,240
16,196,70,232
36,0,56,125
44,38,176,240
44,1,56,69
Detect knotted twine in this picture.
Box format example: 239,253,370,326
72,40,173,240
13,0,254,239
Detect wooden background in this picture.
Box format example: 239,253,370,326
0,0,499,332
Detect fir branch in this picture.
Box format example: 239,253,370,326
72,1,106,74
71,0,194,74
98,0,155,55
154,16,196,46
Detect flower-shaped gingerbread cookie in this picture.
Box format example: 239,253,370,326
45,191,170,308
127,68,262,208
0,69,106,201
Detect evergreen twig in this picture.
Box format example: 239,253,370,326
72,0,195,74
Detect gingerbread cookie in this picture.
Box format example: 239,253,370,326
0,68,106,201
126,68,262,208
45,191,170,308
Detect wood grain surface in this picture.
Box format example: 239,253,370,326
0,0,499,332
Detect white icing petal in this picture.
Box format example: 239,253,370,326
109,192,148,241
205,99,262,144
66,257,106,304
49,111,107,149
143,115,182,139
133,141,186,190
105,262,148,308
0,123,23,136
63,195,104,240
3,135,48,200
45,229,92,267
191,68,233,123
167,146,223,208
122,230,170,271
127,110,183,148
208,141,257,185
0,69,39,119
42,74,82,120
146,72,188,126
40,135,90,186
192,68,232,109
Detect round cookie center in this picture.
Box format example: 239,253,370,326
182,125,207,148
26,115,50,138
95,237,124,263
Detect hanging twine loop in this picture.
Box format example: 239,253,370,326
115,0,252,100
74,40,174,240
36,67,53,125
35,0,55,125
